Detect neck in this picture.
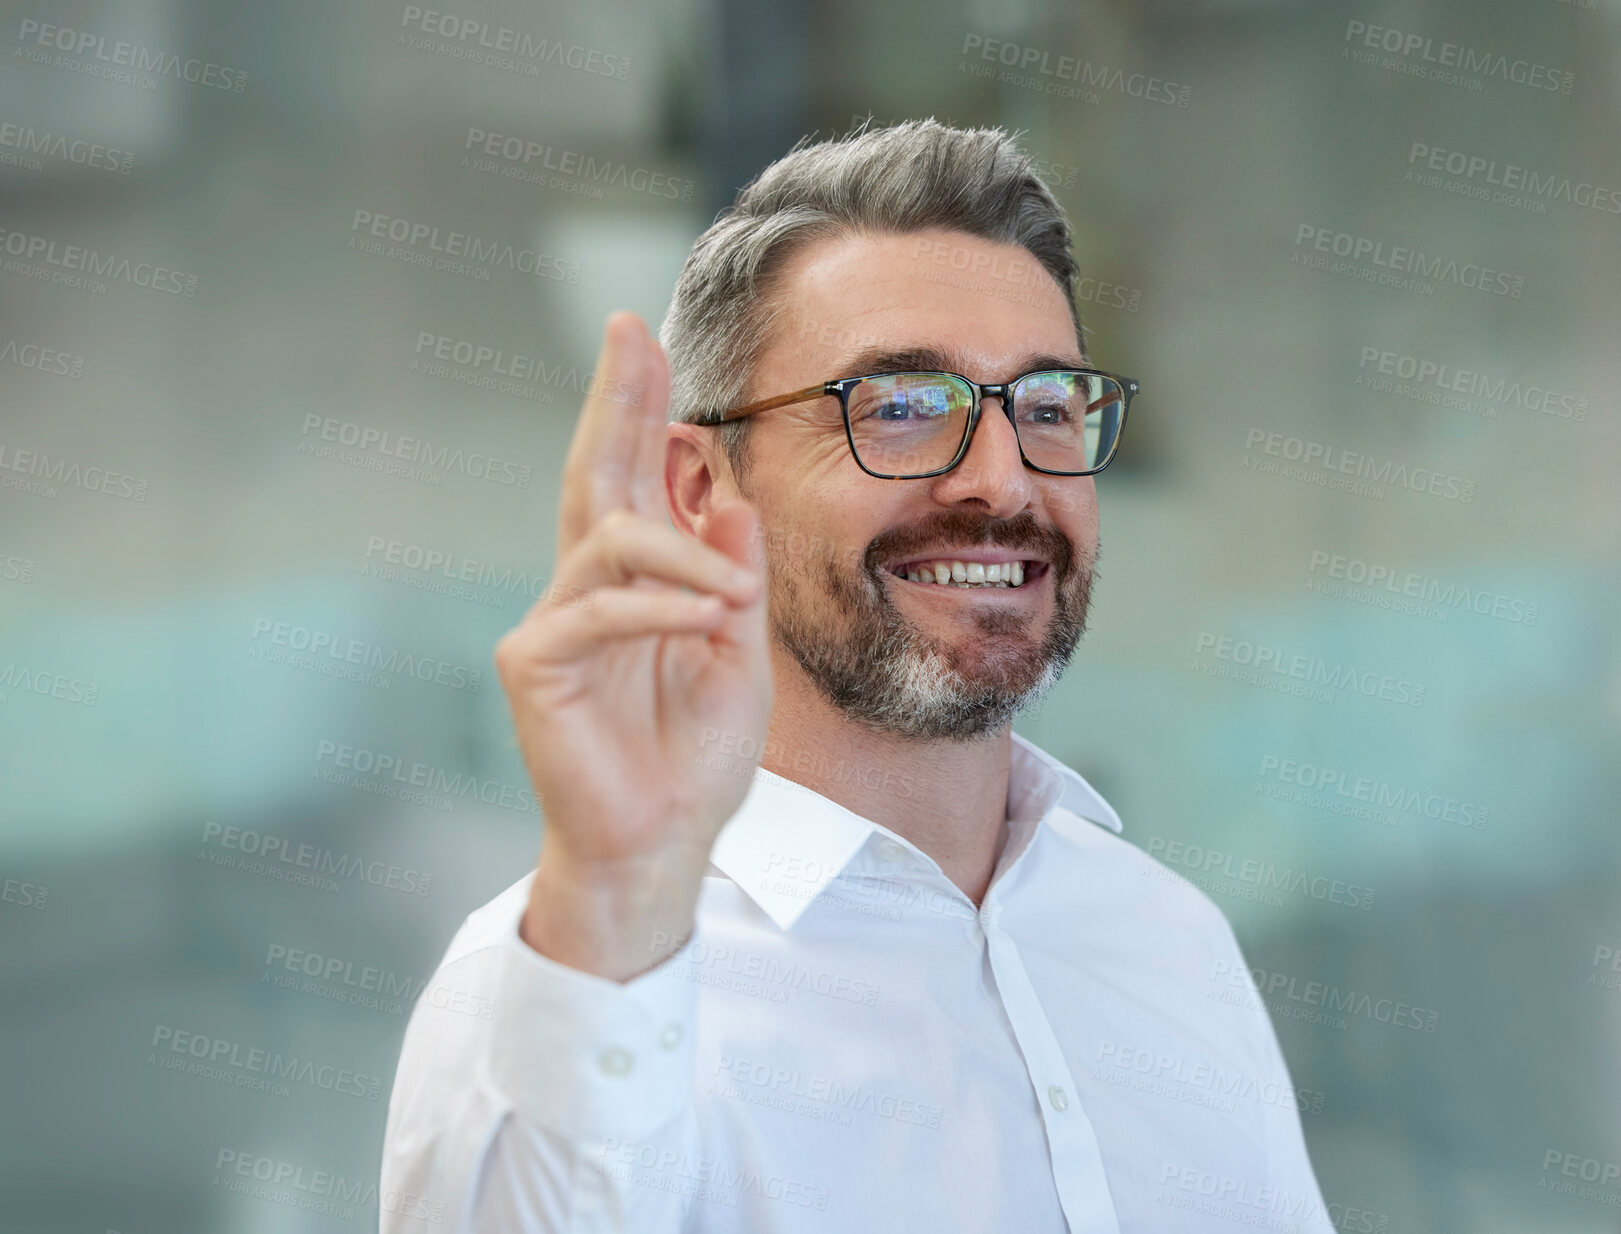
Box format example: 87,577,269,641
758,650,1013,907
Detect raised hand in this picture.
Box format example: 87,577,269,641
495,312,773,980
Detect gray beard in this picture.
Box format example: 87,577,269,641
768,510,1093,742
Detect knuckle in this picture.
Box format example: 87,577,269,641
588,512,632,562
492,629,528,678
494,616,564,677
599,506,637,537
492,648,519,691
594,508,658,563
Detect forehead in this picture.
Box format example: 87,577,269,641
760,228,1082,382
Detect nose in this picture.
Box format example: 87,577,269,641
929,394,1032,517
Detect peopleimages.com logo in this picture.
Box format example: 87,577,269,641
0,119,134,174
213,1148,446,1225
347,209,580,283
198,820,434,896
1306,550,1538,626
1356,346,1587,423
0,226,198,296
462,128,693,201
1194,631,1427,708
299,414,531,487
313,739,542,816
958,34,1192,106
1144,836,1376,910
1257,754,1489,830
396,6,629,80
13,18,249,92
0,336,86,379
1209,961,1439,1033
249,616,483,692
1406,142,1620,216
147,1024,385,1100
1293,225,1525,297
1242,428,1474,503
1340,20,1573,94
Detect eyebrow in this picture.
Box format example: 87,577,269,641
834,345,1091,380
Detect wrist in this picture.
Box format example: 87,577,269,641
521,841,710,982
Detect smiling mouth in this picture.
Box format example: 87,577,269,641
885,558,1049,589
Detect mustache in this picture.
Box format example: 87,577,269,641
862,509,1077,577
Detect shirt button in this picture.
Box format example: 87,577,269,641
1047,1084,1068,1113
599,1047,634,1077
878,839,906,863
659,1022,684,1050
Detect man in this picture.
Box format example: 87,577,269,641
381,120,1332,1233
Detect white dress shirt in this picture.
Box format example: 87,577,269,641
381,732,1333,1233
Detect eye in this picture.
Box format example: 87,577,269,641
854,387,953,422
1021,402,1074,426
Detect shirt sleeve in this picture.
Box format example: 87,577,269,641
380,903,702,1233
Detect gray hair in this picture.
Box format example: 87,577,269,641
658,118,1085,482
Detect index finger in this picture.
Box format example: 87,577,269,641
556,311,666,554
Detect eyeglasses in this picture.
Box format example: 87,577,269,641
696,367,1137,479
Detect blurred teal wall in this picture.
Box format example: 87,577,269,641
2,0,1618,1230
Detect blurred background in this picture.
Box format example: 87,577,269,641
3,0,1619,1229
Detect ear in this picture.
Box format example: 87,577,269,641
665,421,730,538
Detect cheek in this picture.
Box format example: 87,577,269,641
783,439,878,544
794,427,858,478
780,497,898,583
1041,481,1096,530
756,419,853,485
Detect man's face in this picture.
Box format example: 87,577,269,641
735,227,1100,742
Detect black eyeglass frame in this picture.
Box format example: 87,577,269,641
695,367,1139,480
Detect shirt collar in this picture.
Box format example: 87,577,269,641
708,730,1123,931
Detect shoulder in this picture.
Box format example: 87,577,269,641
1038,808,1280,1073
1042,806,1246,958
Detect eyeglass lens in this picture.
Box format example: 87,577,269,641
844,371,1123,476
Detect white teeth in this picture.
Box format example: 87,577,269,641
895,559,1032,588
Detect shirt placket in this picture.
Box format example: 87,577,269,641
980,896,1122,1234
